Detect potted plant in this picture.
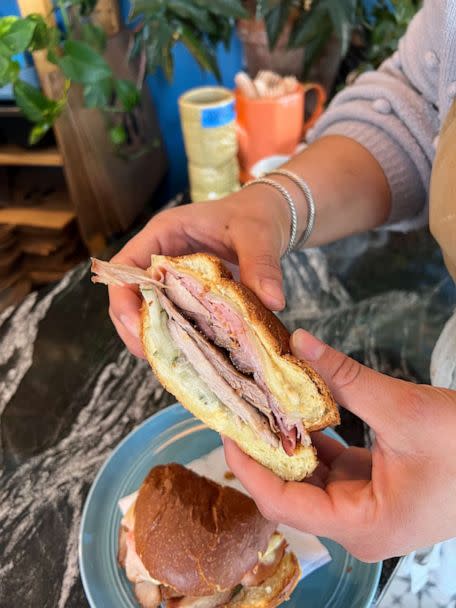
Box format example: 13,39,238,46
237,0,359,92
127,0,247,82
354,0,421,75
0,0,247,149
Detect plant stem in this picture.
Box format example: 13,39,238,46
137,46,147,90
56,0,71,34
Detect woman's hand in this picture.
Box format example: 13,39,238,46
108,185,291,357
224,329,456,561
108,135,391,358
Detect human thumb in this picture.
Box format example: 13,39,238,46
291,329,410,434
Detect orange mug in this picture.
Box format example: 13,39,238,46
235,82,326,182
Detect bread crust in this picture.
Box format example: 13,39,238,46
229,552,301,608
134,464,276,597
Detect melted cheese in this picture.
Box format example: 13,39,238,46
119,492,162,586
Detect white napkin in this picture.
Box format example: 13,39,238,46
187,447,331,579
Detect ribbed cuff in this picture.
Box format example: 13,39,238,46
310,120,429,231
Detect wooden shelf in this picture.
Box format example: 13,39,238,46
0,205,75,230
0,145,63,167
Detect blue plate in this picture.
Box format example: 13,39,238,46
80,403,382,608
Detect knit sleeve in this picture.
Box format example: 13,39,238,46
307,8,440,231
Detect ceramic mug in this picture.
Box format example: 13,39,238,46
178,86,240,201
235,82,326,182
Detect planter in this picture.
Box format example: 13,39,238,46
237,19,305,78
237,18,342,93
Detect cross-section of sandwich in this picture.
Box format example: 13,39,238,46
118,463,301,608
92,253,339,480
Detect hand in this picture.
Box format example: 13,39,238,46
224,329,456,561
108,185,291,357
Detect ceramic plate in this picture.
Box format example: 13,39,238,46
79,403,382,608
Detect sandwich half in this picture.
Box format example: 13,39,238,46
92,253,339,480
118,463,301,608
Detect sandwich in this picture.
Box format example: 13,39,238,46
92,253,339,480
118,463,301,608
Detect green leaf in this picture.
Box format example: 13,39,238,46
145,37,162,73
179,26,221,80
81,23,107,53
58,40,112,84
209,15,232,50
47,46,60,65
324,1,352,58
0,56,20,87
28,14,54,51
110,125,127,145
302,21,332,77
80,0,98,16
83,78,114,108
167,0,217,33
288,7,328,48
143,19,173,73
130,0,164,19
161,43,174,81
0,17,37,54
194,0,247,19
0,41,11,57
115,79,140,111
13,80,61,123
0,17,18,38
29,121,52,145
264,0,292,50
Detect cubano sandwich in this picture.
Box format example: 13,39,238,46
92,253,339,481
118,463,301,608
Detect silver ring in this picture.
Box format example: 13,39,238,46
243,178,298,255
267,169,316,248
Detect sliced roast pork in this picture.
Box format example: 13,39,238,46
167,319,278,448
155,288,274,420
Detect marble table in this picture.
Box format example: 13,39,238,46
1,212,454,607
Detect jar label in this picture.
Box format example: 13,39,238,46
201,101,235,128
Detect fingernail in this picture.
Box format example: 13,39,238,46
120,314,140,338
259,279,285,309
291,329,326,361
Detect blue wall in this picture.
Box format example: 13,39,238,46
118,1,244,196
0,1,20,19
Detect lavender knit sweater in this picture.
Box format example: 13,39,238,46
307,0,456,231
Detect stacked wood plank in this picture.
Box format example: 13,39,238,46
0,166,87,312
